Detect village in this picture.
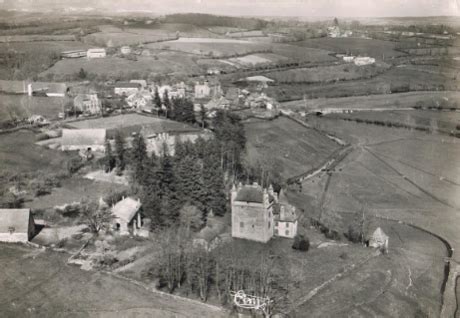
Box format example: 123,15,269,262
1,4,460,318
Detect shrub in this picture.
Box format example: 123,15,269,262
67,157,84,174
346,224,363,243
292,234,310,251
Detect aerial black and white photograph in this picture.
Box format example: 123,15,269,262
0,0,459,317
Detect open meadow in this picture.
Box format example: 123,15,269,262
0,244,226,318
294,37,406,59
0,94,66,123
266,63,388,84
243,116,341,179
281,91,460,112
40,53,202,80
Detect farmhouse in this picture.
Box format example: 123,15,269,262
126,92,151,109
343,56,355,62
194,80,222,99
141,124,211,156
61,129,106,152
61,50,87,59
130,79,148,89
87,48,107,59
114,82,142,96
74,94,101,115
205,96,231,110
111,197,143,236
367,227,389,252
231,183,275,243
0,209,35,243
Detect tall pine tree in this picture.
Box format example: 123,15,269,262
131,133,148,184
114,131,126,174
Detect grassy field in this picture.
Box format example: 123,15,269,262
294,37,406,59
0,41,91,80
0,35,76,42
0,244,226,318
328,109,460,134
266,63,387,84
0,129,71,175
281,91,460,112
146,37,271,57
66,113,197,137
291,219,446,317
243,116,341,179
269,67,458,101
40,53,202,79
0,94,66,123
83,31,175,47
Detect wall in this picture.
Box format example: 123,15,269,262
0,232,28,243
275,220,297,238
62,144,105,152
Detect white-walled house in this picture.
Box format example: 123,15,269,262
111,197,143,236
274,190,298,238
0,209,35,243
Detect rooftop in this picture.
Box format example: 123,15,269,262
62,129,106,146
115,82,142,89
235,184,264,203
0,209,31,234
112,197,141,223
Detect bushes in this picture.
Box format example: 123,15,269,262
292,234,310,251
67,157,84,174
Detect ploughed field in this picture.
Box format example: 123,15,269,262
243,116,341,179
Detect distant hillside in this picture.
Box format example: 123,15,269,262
164,13,268,29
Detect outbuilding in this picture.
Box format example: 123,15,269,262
0,209,35,243
111,197,142,236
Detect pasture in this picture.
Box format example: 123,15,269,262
0,244,226,318
281,91,460,112
0,94,66,123
66,113,197,137
243,116,341,179
40,53,202,80
269,66,458,101
146,37,271,57
294,37,406,59
0,35,76,42
266,63,388,84
0,129,70,174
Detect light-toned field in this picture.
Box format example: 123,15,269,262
244,116,341,179
83,31,175,47
281,91,460,112
66,113,197,137
40,53,202,79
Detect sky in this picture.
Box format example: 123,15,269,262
150,0,460,17
7,0,460,17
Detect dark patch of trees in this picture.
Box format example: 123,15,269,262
131,110,246,229
164,13,268,29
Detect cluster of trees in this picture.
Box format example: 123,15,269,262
127,110,246,229
150,229,288,312
102,132,127,175
154,89,196,124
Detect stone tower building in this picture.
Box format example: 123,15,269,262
231,183,277,243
